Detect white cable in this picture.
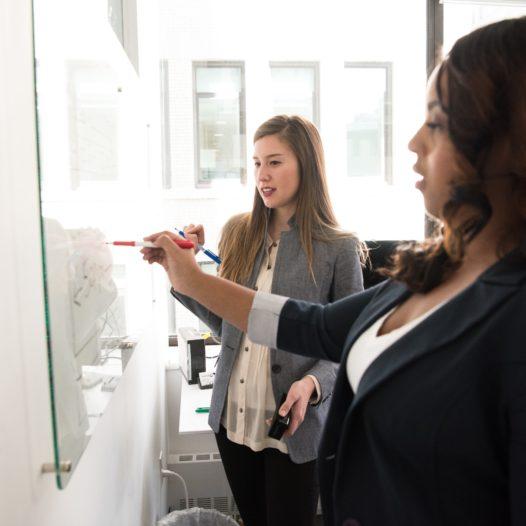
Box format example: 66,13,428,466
161,469,189,510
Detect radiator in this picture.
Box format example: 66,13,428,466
167,452,239,518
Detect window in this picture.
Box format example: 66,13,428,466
441,0,526,54
344,63,392,182
160,0,427,273
193,62,246,185
270,63,319,125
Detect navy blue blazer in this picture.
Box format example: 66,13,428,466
276,251,526,526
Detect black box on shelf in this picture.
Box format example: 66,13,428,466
177,327,206,384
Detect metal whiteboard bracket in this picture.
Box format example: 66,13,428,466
41,460,72,474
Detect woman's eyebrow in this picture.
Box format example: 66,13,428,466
252,153,285,160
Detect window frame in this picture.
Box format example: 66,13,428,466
159,59,172,189
426,0,444,236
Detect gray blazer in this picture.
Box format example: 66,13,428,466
173,224,363,463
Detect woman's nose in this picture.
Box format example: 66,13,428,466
408,128,421,153
258,169,271,182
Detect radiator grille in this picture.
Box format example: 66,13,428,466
175,496,239,517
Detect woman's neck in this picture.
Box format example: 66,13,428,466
268,206,296,241
466,178,523,266
458,213,520,276
450,181,522,274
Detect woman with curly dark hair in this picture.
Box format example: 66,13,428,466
144,16,526,526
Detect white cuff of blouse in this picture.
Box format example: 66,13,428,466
248,292,321,405
247,291,288,350
305,374,322,405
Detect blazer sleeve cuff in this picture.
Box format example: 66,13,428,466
305,374,322,405
247,291,289,349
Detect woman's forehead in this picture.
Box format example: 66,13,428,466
427,64,448,109
254,134,292,156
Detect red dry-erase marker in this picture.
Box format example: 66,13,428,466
108,240,194,249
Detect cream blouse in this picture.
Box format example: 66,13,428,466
221,237,320,454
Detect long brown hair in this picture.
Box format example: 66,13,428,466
385,16,526,292
219,115,362,284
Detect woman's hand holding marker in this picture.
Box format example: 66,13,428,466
141,231,201,296
182,223,205,254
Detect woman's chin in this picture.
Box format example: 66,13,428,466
261,197,276,208
415,178,425,192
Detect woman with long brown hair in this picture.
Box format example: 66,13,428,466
145,17,526,525
169,115,364,526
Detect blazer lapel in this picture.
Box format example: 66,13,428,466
352,273,521,409
341,280,411,354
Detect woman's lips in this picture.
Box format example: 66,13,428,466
413,164,424,191
261,188,276,197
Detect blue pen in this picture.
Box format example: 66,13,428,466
175,227,222,265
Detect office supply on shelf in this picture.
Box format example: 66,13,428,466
195,407,210,413
178,327,206,384
198,371,214,389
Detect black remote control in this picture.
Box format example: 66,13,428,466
268,393,290,440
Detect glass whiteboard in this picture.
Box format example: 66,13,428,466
33,0,155,488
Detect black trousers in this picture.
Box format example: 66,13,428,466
215,426,319,526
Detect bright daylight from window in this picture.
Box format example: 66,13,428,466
159,0,428,245
158,0,526,333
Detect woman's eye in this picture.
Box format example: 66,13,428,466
270,160,280,166
254,161,261,167
426,122,442,131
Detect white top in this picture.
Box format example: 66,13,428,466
346,301,446,392
223,238,320,454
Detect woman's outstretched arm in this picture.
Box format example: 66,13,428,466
142,231,255,332
143,231,380,364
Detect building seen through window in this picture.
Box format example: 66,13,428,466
270,63,319,126
194,62,246,185
344,63,392,182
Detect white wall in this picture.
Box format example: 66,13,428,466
0,1,167,525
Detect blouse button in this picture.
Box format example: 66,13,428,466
254,285,258,291
244,347,249,352
239,408,243,413
271,364,281,374
240,379,244,384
